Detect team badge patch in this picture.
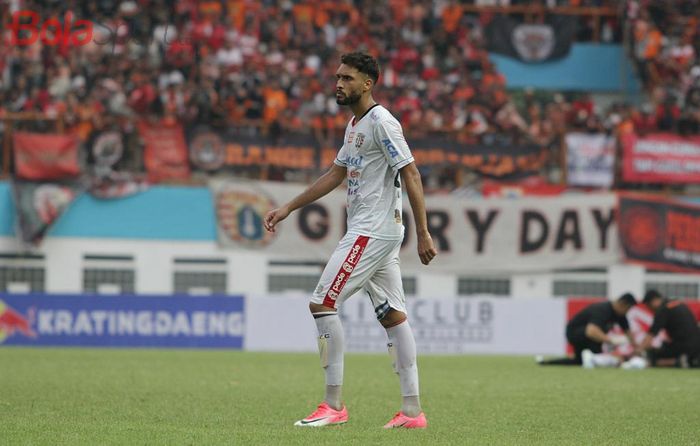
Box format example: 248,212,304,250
354,133,365,148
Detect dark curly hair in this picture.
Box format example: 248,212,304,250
340,52,380,84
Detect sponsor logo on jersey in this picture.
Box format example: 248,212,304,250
347,132,355,145
322,236,369,307
355,133,365,148
331,272,346,293
382,138,399,158
343,155,364,168
347,243,363,266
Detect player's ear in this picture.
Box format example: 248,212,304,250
364,76,373,92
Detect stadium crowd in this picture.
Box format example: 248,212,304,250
628,0,700,136
0,0,699,184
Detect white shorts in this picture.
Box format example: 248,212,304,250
311,232,407,319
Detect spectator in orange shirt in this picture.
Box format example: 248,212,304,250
263,80,288,124
441,1,463,34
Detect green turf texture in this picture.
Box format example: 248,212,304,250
1,349,698,445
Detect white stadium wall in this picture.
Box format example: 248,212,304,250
1,181,700,299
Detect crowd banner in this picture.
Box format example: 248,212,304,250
619,194,700,273
621,133,700,183
565,132,615,187
138,120,190,182
211,179,620,273
246,295,567,355
189,128,547,178
0,294,245,348
484,14,578,63
13,132,81,180
11,180,83,244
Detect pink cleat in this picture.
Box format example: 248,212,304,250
383,411,428,429
294,402,348,427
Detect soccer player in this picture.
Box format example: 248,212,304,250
640,290,700,368
263,52,437,429
537,293,638,366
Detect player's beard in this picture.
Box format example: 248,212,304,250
336,90,361,105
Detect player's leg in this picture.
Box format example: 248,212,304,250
295,234,378,427
365,242,426,429
647,341,685,368
538,327,590,365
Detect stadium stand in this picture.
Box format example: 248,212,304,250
0,0,698,189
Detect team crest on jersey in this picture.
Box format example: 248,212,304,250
354,133,365,148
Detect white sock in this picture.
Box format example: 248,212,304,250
386,320,421,417
592,353,621,368
314,312,344,410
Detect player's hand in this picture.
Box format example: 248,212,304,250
607,334,628,346
417,231,437,265
264,206,290,233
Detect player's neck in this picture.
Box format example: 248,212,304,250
350,95,377,121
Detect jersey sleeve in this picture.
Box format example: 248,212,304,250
334,143,348,167
373,118,414,171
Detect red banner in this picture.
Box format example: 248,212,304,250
619,193,700,273
138,120,190,182
621,133,700,183
13,132,81,180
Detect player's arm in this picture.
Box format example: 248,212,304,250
639,333,654,351
584,323,611,343
640,310,665,350
400,162,437,265
264,164,346,232
624,330,638,350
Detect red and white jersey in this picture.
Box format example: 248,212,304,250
334,104,414,240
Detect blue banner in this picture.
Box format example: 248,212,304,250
0,294,244,349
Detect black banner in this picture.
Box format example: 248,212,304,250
187,127,547,179
619,194,700,273
485,15,578,63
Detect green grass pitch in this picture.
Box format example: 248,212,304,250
1,348,699,445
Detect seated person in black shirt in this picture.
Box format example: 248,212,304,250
640,290,700,368
538,293,638,366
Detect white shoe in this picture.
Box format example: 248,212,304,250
621,357,647,370
534,355,544,364
582,349,594,369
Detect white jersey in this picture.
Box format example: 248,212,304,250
334,104,414,240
